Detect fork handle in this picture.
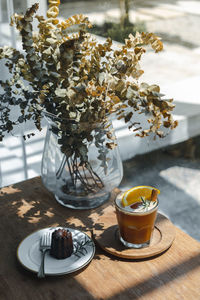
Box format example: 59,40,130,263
37,249,47,278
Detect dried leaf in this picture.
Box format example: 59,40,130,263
0,4,177,172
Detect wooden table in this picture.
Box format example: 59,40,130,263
0,177,200,300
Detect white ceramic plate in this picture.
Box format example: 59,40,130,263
17,227,95,276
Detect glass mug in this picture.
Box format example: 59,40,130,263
115,188,159,249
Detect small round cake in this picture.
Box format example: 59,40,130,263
50,228,73,259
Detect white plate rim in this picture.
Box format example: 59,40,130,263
17,227,95,276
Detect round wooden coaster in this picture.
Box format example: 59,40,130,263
93,207,176,259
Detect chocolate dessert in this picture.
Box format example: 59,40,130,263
50,228,73,259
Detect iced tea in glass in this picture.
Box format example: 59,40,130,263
115,187,159,248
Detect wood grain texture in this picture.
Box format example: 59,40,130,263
0,177,200,300
93,209,176,259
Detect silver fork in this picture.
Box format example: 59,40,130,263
37,231,51,278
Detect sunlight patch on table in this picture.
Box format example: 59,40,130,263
44,209,54,218
16,199,35,218
67,217,85,228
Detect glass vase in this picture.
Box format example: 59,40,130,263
41,114,123,209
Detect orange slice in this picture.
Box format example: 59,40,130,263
122,185,160,207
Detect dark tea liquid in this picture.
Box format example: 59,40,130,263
115,196,158,246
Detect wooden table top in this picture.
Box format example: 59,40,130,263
0,177,200,300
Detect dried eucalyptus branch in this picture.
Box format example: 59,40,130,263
0,0,178,193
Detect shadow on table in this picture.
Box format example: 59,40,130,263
107,252,200,300
0,176,200,299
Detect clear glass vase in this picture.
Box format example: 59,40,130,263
41,114,123,209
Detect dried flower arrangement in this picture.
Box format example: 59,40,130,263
0,0,177,195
